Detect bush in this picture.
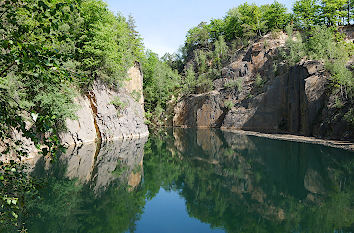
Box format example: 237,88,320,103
110,97,128,116
283,25,306,66
254,74,264,88
283,25,353,99
270,29,283,39
224,79,243,92
344,109,354,127
224,100,234,109
196,74,214,93
130,90,141,102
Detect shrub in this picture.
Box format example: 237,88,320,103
110,97,128,116
254,74,264,88
270,29,283,39
283,25,306,66
344,109,354,127
224,79,243,92
196,74,214,93
225,100,234,109
130,90,141,102
182,66,197,95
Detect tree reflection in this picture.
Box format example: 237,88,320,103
20,129,354,233
143,129,354,233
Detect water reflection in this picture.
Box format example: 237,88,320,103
25,129,353,233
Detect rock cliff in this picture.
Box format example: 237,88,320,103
174,33,353,141
60,63,148,147
2,63,148,164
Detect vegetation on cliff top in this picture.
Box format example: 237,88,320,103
143,0,353,127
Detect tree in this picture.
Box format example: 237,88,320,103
208,18,225,42
237,3,267,38
224,7,243,41
142,51,181,125
262,1,290,30
320,0,347,26
185,22,211,55
293,0,321,28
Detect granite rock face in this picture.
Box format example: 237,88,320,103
60,64,148,147
92,81,148,142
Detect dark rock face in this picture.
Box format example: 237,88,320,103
173,32,352,141
173,91,226,128
225,61,328,136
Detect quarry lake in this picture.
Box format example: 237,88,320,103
24,129,353,233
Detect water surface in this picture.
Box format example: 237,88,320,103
24,129,354,232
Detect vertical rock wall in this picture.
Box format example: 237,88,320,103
60,64,149,147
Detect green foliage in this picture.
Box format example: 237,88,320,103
0,162,39,232
283,25,307,66
224,79,243,91
142,51,181,126
78,0,144,87
224,100,234,109
283,25,353,98
0,0,145,166
195,50,208,74
196,73,214,93
254,73,265,88
130,90,142,103
110,97,128,116
0,2,147,229
185,22,211,55
178,1,291,97
182,66,197,95
213,36,228,68
344,108,354,126
334,97,345,108
293,0,321,28
293,0,353,28
262,1,290,30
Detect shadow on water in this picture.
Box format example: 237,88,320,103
18,129,354,232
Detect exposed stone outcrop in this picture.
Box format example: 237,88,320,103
60,64,148,147
1,65,148,165
173,31,353,141
91,81,148,142
59,95,97,146
173,91,226,128
223,60,328,136
126,62,144,106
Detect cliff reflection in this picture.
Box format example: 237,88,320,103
27,137,148,233
144,128,353,233
25,129,353,233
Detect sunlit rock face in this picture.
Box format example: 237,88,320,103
60,64,148,147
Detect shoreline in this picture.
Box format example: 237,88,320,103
220,128,354,152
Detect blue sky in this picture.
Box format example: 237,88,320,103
104,0,296,57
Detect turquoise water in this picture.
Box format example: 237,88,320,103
20,129,354,232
